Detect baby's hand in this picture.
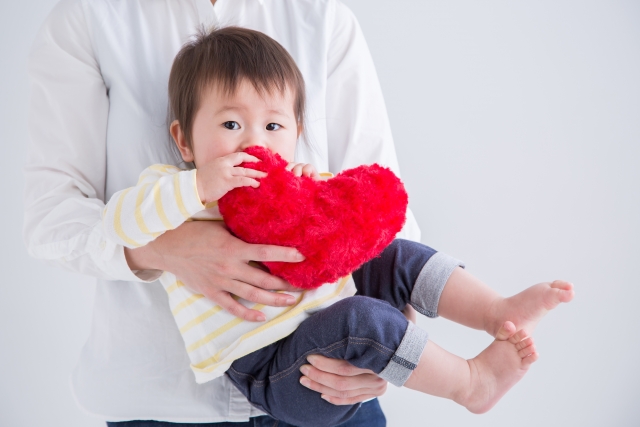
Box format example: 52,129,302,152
286,162,320,179
196,152,267,204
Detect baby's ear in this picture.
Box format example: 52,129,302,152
170,120,194,163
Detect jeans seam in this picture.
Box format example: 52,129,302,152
228,336,395,388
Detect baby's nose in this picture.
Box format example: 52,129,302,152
239,134,267,150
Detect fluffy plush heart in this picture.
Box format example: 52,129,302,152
218,146,408,289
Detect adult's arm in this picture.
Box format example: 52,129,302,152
23,1,301,321
325,0,421,243
23,0,146,281
300,0,422,404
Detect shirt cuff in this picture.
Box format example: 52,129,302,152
108,240,163,283
91,223,162,283
181,169,206,214
410,252,465,318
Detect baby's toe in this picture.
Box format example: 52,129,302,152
508,329,530,345
553,287,575,305
550,280,573,291
521,350,539,366
515,337,534,352
518,346,536,359
495,321,517,341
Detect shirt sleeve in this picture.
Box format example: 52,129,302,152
325,1,421,242
102,165,205,248
23,0,156,282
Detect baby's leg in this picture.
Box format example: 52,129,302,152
405,321,538,414
356,239,575,337
226,296,426,427
353,238,464,318
226,297,536,425
438,268,575,337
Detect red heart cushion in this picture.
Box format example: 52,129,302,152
218,146,408,289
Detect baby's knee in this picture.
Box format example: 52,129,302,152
382,238,427,259
333,296,403,329
337,295,388,315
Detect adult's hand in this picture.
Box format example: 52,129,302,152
124,221,303,322
299,355,388,405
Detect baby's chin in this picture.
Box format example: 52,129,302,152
275,150,296,163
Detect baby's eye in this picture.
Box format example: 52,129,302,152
266,123,281,131
223,121,240,130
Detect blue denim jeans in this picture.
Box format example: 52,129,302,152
226,239,437,427
105,398,385,427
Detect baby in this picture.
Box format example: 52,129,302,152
102,27,574,427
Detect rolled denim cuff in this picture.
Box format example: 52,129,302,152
410,252,465,318
378,322,428,387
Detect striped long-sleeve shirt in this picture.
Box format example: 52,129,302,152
102,164,356,383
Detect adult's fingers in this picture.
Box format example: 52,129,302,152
241,241,305,264
306,355,374,377
210,290,267,322
231,280,297,307
299,374,384,404
300,360,386,392
233,260,299,292
320,394,380,406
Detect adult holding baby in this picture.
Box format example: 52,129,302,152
24,0,421,425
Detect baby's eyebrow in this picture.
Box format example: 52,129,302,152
214,105,243,115
213,105,291,119
268,109,290,119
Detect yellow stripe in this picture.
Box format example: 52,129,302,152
133,183,161,238
319,172,334,178
165,280,185,294
137,173,152,185
138,165,173,185
238,276,349,343
113,188,140,247
152,181,174,230
150,164,180,174
187,303,266,353
173,173,191,219
184,291,288,355
172,294,204,316
180,305,224,334
192,294,304,369
204,201,218,209
194,276,351,372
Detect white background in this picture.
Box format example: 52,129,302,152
1,1,639,426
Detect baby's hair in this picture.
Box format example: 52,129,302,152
168,26,306,154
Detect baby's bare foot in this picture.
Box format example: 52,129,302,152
456,322,538,414
486,280,575,337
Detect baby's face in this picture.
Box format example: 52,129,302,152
185,79,299,166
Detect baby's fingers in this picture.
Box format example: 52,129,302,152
291,164,304,177
225,152,261,166
231,176,261,189
302,164,319,178
286,163,305,176
232,167,267,179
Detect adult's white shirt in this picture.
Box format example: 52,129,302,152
24,0,421,422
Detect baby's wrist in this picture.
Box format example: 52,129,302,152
194,170,208,204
